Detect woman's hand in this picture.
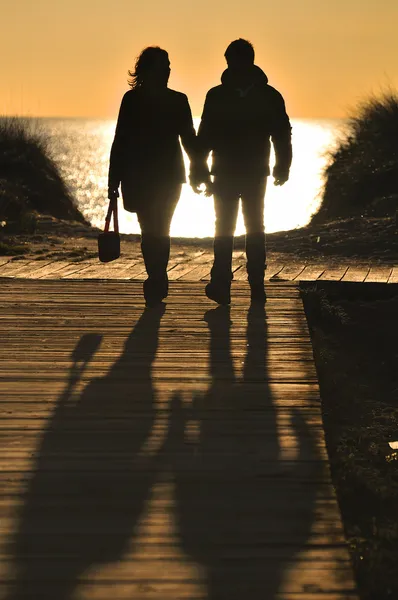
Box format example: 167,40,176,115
190,162,212,195
108,187,119,201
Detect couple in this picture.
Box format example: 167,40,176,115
108,38,292,308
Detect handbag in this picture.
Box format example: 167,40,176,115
98,198,120,262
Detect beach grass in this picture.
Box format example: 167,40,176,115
0,116,87,232
313,92,398,223
302,282,398,600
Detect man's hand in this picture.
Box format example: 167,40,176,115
272,167,289,187
273,177,288,186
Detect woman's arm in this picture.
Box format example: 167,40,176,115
178,94,196,160
108,92,130,197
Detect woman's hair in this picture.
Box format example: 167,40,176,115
128,46,169,89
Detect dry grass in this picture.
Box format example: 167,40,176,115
313,93,398,223
302,282,398,600
0,116,87,231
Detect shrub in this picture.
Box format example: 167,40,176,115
313,93,398,223
0,117,88,228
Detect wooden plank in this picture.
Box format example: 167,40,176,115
265,263,284,279
0,278,299,292
168,249,204,264
72,261,142,280
388,266,398,283
232,265,247,281
341,265,370,282
231,250,245,273
0,586,357,600
167,263,200,280
167,252,207,281
0,259,33,277
33,260,80,279
297,265,326,281
270,264,306,281
233,256,284,281
47,261,94,278
178,251,244,282
318,266,348,281
365,266,393,283
61,259,113,279
183,258,283,282
61,261,147,280
0,257,11,267
179,264,212,281
10,260,58,278
0,280,362,599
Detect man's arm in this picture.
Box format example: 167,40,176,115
269,91,292,185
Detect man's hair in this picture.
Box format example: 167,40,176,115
224,39,255,65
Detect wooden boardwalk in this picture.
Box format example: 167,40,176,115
0,279,358,599
0,254,397,283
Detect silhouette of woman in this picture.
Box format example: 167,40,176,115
108,47,197,307
10,307,167,600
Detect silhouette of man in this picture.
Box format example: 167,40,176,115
192,39,292,305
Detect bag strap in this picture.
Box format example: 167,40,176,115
104,198,119,234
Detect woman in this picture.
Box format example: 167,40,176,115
108,47,196,307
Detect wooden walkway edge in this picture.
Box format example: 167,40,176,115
0,280,358,599
0,255,397,283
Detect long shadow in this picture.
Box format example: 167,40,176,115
9,304,166,600
168,304,321,598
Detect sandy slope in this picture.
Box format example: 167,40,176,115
1,213,397,264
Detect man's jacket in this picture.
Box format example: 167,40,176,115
197,65,292,180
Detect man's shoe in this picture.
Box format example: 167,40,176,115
250,283,267,305
205,282,231,306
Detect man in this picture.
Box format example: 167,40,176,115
192,38,292,305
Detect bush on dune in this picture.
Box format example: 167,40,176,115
0,117,88,229
313,92,398,224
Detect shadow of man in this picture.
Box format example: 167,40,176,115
9,304,166,600
168,304,321,599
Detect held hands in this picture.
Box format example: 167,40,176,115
203,181,214,197
190,181,203,195
191,179,213,197
190,162,213,196
108,187,119,201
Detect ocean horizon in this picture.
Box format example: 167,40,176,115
32,117,346,238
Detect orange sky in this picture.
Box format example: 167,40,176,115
2,0,398,118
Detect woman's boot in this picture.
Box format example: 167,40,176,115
141,234,170,307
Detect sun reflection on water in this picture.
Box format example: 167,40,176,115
44,117,344,237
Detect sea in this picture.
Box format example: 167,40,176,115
37,117,346,237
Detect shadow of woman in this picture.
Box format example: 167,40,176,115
168,304,322,599
9,304,166,600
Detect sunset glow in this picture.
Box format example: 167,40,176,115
2,0,398,119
